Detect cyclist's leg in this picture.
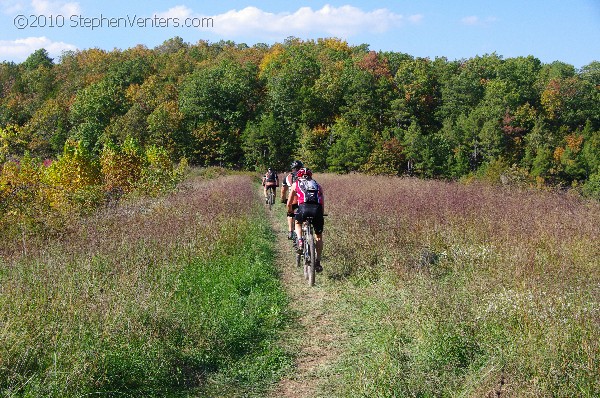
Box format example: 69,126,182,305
294,219,302,242
288,203,298,239
294,205,304,250
315,233,323,259
280,186,288,203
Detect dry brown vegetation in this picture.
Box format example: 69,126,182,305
314,173,599,397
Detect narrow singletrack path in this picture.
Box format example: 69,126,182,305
265,201,343,398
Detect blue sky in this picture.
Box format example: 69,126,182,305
1,0,599,68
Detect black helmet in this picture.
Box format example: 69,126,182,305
290,160,304,171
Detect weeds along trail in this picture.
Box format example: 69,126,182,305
305,173,600,397
0,172,290,397
264,195,345,398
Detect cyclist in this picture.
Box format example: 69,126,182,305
286,168,325,273
262,167,279,204
282,160,304,240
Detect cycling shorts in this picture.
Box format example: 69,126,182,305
295,203,324,234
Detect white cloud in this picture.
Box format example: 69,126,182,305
154,4,418,39
210,5,411,37
2,0,80,15
154,5,192,20
0,36,77,62
31,0,80,15
1,0,26,14
461,16,480,25
408,14,424,24
461,15,497,26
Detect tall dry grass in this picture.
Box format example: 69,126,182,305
317,173,599,397
0,172,290,396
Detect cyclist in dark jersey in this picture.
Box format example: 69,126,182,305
262,167,279,203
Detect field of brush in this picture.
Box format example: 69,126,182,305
0,170,291,397
1,170,599,397
317,173,599,397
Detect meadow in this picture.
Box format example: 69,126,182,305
315,173,599,397
1,169,598,397
0,170,291,397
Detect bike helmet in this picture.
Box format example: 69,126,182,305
290,160,304,171
296,168,312,179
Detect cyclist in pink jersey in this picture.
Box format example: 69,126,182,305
286,168,325,272
282,160,303,240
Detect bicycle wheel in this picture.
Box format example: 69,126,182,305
303,246,309,279
269,188,275,210
306,226,316,286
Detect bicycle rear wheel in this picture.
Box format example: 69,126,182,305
306,227,316,286
268,188,274,210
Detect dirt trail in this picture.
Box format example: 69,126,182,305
266,202,342,398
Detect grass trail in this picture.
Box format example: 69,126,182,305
264,197,345,398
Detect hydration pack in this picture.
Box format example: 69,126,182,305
299,179,319,204
266,171,277,182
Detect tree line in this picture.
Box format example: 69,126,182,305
1,36,599,197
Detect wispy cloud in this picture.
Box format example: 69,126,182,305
461,15,497,26
2,0,80,15
0,36,77,61
1,0,26,14
155,5,193,20
155,4,420,39
31,0,80,15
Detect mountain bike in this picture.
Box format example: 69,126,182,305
294,216,316,286
266,186,275,210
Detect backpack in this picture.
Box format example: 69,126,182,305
266,171,277,182
298,179,320,204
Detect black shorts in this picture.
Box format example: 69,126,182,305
295,203,324,234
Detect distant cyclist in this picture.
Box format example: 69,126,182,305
282,160,304,240
286,168,325,273
262,167,279,203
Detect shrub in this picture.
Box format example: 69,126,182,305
582,170,600,200
100,138,143,194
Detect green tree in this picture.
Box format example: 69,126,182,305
146,100,185,156
327,117,374,172
180,59,259,134
24,98,70,157
393,57,441,132
261,41,321,130
241,113,291,171
69,78,127,151
22,49,53,70
297,125,331,171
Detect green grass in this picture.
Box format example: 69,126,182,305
0,174,292,397
313,173,599,398
3,171,598,397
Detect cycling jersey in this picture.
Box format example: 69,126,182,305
283,172,296,187
293,178,323,205
263,171,278,187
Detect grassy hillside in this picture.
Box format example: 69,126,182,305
315,173,599,397
0,172,291,397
